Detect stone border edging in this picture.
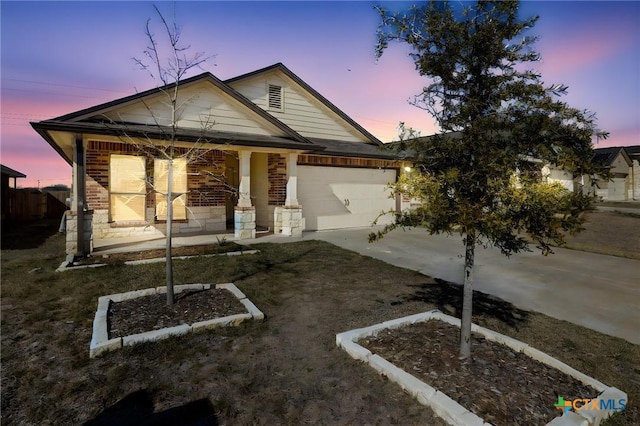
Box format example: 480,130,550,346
57,249,259,272
336,310,627,426
89,283,264,358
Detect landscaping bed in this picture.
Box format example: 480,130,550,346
108,288,248,338
360,319,600,425
1,224,638,425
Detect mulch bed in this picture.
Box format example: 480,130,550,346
108,285,600,425
102,245,600,425
108,288,248,338
360,320,599,425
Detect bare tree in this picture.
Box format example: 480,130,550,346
126,4,215,306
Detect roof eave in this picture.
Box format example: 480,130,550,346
30,122,74,165
31,120,321,153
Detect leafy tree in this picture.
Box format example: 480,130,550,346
372,0,607,359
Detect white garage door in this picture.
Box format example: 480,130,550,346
298,166,397,230
609,177,626,201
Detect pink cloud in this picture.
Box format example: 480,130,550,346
535,14,635,77
594,128,640,149
1,95,79,188
1,151,71,189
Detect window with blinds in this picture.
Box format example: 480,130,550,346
154,157,187,220
268,84,283,111
109,155,146,222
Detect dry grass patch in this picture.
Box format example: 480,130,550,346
563,210,640,259
1,220,638,425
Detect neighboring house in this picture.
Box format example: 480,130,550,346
1,164,26,220
540,146,640,201
31,63,405,255
586,146,635,201
622,145,640,200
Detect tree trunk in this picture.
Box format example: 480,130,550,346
459,231,475,359
165,156,175,306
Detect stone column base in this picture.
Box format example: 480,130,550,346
234,207,256,240
280,205,304,237
273,207,283,234
65,210,93,255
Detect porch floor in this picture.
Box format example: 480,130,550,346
92,229,276,255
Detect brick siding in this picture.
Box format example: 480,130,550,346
297,154,400,169
85,141,228,213
268,153,287,205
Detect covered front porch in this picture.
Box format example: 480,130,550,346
90,227,277,256
231,150,304,240
65,137,306,256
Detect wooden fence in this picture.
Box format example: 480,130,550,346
2,188,69,221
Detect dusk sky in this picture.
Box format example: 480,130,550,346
1,1,639,188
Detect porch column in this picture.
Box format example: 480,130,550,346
237,150,252,207
281,152,304,237
398,164,413,212
234,150,255,239
285,152,299,206
69,134,91,256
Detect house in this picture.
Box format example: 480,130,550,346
587,146,635,201
539,146,640,201
31,63,406,255
1,164,26,220
621,145,640,200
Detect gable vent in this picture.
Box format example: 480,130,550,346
268,84,283,110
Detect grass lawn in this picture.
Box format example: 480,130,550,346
562,210,640,259
1,221,639,425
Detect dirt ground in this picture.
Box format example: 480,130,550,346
107,287,602,425
1,210,639,425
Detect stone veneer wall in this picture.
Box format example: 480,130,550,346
234,207,255,240
65,210,93,255
280,206,303,237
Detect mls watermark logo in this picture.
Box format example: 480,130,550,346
554,396,626,413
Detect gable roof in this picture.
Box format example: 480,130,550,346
1,164,26,178
622,145,640,159
31,63,392,164
225,63,383,146
592,147,632,167
41,71,310,144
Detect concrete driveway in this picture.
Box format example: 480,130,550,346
258,227,639,345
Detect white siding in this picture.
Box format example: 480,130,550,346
610,178,627,201
547,169,575,192
298,166,396,230
101,83,287,137
229,73,369,142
